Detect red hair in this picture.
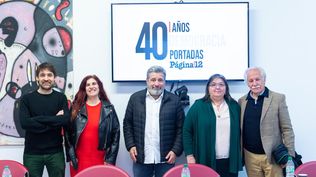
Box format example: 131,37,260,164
71,75,110,120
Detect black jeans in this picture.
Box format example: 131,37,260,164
216,158,238,177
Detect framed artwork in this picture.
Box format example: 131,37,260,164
0,0,73,145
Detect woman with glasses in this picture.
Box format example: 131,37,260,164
183,74,242,177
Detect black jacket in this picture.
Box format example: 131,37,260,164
123,89,184,163
66,101,120,165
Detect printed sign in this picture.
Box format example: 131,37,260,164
111,2,248,81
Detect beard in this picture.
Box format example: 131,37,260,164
148,88,163,97
38,82,53,91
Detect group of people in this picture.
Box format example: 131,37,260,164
19,62,295,177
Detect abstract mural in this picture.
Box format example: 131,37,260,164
0,0,73,145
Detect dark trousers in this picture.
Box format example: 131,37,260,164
23,152,65,177
133,162,174,177
216,158,238,177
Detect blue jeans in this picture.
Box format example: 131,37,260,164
133,162,174,177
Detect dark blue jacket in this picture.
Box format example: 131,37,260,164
123,89,184,163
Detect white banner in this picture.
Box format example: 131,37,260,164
111,2,248,81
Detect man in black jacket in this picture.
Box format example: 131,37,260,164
123,65,184,177
19,62,70,177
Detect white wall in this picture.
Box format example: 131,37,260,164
2,0,316,177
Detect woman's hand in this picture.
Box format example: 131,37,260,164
186,155,196,164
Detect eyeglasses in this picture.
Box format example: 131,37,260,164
209,83,226,88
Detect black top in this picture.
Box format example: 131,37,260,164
243,87,269,154
19,90,70,155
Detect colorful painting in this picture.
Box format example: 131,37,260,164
0,0,73,145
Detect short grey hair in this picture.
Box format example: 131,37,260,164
146,65,166,80
244,66,266,82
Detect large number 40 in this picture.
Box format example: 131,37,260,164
135,22,168,60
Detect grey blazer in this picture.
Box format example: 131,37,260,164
238,90,295,163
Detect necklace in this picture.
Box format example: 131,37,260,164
216,108,221,118
212,101,223,118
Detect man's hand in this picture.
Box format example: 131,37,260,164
186,155,196,164
165,151,176,164
56,110,64,116
129,146,137,162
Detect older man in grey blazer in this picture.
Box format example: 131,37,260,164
238,67,295,177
